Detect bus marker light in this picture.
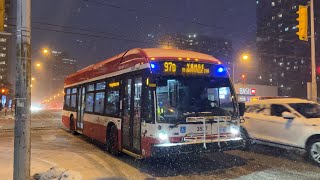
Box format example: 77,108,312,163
217,67,224,73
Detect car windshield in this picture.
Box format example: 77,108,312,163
289,103,320,119
156,76,236,123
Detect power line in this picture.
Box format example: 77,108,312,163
8,23,168,47
8,17,128,38
32,21,128,37
83,0,226,30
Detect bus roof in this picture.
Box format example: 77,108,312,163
64,48,221,86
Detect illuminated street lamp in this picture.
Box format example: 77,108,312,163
232,53,251,82
42,48,49,55
31,77,35,81
242,54,249,61
36,63,41,67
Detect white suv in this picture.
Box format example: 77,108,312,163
241,98,320,165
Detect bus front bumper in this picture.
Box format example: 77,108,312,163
151,137,243,157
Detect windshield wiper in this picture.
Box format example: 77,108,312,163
169,121,182,129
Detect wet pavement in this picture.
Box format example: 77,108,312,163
0,111,320,180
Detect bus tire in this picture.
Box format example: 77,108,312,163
107,125,119,156
69,115,76,135
240,127,251,151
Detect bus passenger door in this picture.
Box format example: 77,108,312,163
76,86,85,130
122,76,142,154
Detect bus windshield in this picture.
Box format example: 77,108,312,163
155,76,236,123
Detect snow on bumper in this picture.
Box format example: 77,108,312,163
151,137,243,157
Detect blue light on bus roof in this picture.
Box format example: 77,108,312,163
217,67,224,73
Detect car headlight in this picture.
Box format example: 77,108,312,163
230,125,240,135
158,132,169,140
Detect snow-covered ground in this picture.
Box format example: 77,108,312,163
0,111,320,180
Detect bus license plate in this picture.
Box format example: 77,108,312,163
219,127,227,133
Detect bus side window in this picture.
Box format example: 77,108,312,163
64,88,71,108
105,89,120,116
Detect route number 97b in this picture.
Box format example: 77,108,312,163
164,62,177,73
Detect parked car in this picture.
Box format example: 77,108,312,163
241,98,320,165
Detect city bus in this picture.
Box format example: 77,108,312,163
62,48,245,158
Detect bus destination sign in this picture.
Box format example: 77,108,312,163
153,61,212,76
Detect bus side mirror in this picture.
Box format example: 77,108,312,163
239,102,245,116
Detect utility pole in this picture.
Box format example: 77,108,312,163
13,0,31,179
310,0,317,102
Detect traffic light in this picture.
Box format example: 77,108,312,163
296,5,308,41
0,0,4,32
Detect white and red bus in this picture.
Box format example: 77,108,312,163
62,48,245,158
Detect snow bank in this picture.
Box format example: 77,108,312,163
33,167,82,180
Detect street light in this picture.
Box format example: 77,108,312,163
242,54,249,61
42,48,49,55
36,63,41,67
233,53,251,82
31,77,35,81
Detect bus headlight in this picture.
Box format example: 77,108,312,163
230,126,240,135
158,132,169,141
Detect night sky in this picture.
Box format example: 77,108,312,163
31,0,256,69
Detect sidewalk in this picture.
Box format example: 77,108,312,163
0,110,63,131
0,110,14,131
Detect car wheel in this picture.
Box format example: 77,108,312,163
307,138,320,166
107,125,119,156
240,127,251,151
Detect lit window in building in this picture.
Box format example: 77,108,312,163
292,26,297,30
287,62,290,65
286,67,290,70
256,1,259,4
0,75,3,79
294,66,298,69
271,2,275,6
259,76,262,79
292,6,297,9
0,61,5,64
281,73,284,77
280,85,284,88
190,43,193,45
0,38,6,42
2,47,6,50
279,62,283,66
272,16,275,20
269,78,273,82
285,27,289,31
301,60,304,64
278,13,282,18
273,59,277,62
225,41,228,44
0,53,6,57
278,23,282,27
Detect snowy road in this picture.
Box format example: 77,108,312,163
0,111,320,180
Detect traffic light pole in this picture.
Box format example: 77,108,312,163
13,0,31,179
310,0,317,102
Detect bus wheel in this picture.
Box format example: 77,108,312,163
69,115,76,135
240,127,251,151
107,125,119,156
